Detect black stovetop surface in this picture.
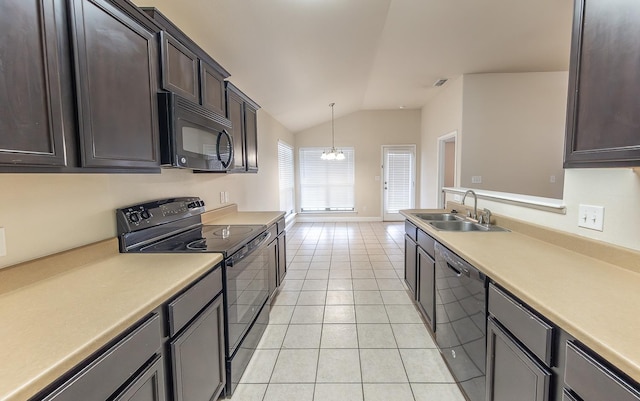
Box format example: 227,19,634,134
139,224,266,256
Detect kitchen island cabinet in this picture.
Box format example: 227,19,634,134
564,0,640,167
486,284,554,401
401,208,640,397
0,0,161,172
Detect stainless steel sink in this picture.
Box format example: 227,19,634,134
413,213,463,221
428,220,509,232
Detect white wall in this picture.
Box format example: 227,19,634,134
0,110,293,269
294,109,421,219
420,77,463,208
422,77,640,251
461,73,567,199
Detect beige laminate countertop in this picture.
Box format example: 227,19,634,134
202,208,285,227
402,209,640,384
0,238,223,401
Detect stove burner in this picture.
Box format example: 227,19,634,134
186,238,207,250
210,226,256,237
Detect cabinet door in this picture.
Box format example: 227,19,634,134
486,317,552,401
226,89,247,172
268,238,278,298
277,232,287,285
171,296,225,401
114,355,166,401
160,32,199,104
0,0,73,167
404,235,417,297
564,0,640,167
70,0,159,169
244,105,258,172
200,61,226,116
417,247,435,331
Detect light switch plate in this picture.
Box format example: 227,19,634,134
220,192,225,204
0,227,6,256
578,204,604,231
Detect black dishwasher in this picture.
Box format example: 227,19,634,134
434,242,487,401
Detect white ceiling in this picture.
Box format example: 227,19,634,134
135,0,574,132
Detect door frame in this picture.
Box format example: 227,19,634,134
381,144,417,221
437,131,458,208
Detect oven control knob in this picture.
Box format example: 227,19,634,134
140,210,151,220
187,202,196,209
129,212,140,223
199,200,205,207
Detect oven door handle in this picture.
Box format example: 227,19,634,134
228,231,272,264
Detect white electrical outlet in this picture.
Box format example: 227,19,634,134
578,204,604,231
220,191,225,204
550,175,556,183
224,192,229,203
0,227,6,257
471,176,482,184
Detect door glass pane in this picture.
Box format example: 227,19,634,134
385,148,414,213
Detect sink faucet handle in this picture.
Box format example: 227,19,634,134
480,208,492,225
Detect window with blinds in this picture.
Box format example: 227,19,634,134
278,141,295,215
299,147,355,212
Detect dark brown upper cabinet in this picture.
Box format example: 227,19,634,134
0,0,161,172
142,8,230,118
0,0,75,167
564,0,640,168
226,82,260,173
70,0,160,169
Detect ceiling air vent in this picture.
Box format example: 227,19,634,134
433,79,448,87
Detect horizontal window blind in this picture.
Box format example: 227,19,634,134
278,141,295,215
299,147,355,211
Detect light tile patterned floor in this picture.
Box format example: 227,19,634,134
228,222,465,401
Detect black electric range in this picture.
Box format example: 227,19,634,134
116,197,271,396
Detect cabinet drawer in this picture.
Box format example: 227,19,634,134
405,220,417,241
564,341,640,401
488,283,554,365
417,229,435,258
43,313,162,401
167,266,222,336
276,217,286,234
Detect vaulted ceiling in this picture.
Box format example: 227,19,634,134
134,0,574,132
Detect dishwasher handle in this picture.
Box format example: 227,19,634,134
435,242,480,280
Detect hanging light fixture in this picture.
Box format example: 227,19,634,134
321,102,345,160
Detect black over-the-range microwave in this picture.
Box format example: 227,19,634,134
157,92,234,171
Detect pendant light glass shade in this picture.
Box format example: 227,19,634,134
321,103,345,160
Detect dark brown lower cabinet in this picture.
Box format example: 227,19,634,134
417,247,435,331
564,340,640,401
114,356,166,401
404,234,417,297
40,314,164,401
170,296,225,401
486,317,552,401
277,231,287,284
268,236,278,299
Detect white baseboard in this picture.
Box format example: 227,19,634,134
295,215,383,223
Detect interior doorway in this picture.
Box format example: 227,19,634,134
382,145,416,221
437,131,457,208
